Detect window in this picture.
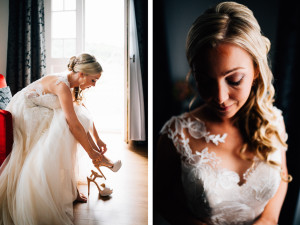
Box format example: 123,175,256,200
51,0,76,58
45,0,84,73
45,0,125,133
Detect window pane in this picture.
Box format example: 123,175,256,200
52,0,63,11
64,0,76,10
84,0,124,132
63,39,76,58
52,11,76,39
52,39,64,58
85,0,124,47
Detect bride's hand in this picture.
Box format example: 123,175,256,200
97,139,107,154
88,148,103,161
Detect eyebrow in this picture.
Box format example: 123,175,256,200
222,67,245,75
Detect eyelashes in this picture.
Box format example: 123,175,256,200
226,75,244,86
197,74,244,87
227,79,242,86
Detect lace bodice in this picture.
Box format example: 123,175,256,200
161,111,285,225
24,74,70,109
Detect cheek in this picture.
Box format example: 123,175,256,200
234,84,253,103
80,77,87,85
85,78,91,86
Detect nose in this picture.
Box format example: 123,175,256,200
214,81,229,104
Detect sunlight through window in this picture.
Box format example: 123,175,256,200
84,0,124,134
48,0,125,134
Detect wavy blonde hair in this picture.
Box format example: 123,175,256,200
186,2,288,170
67,53,103,103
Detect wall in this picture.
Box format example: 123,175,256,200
161,0,280,82
0,0,9,77
153,0,281,143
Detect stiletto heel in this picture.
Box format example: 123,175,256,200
87,170,113,197
95,167,106,180
87,177,90,195
92,155,122,174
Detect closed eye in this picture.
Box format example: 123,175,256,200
227,79,242,86
226,74,244,86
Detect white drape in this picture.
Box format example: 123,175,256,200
129,0,145,141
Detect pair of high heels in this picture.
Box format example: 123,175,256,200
87,170,113,197
92,155,122,180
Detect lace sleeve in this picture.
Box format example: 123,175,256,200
55,76,70,88
273,106,288,150
267,107,288,164
160,114,195,160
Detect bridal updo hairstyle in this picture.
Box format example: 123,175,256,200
67,53,103,103
186,2,289,179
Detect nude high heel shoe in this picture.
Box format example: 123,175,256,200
92,155,122,179
87,170,113,197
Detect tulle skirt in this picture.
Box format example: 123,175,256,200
0,90,92,225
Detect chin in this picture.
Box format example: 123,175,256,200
215,106,239,120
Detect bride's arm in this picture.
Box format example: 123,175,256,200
80,103,107,154
51,82,101,160
92,123,107,154
254,117,289,225
253,149,288,225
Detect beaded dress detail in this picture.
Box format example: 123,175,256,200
161,110,286,225
0,74,92,225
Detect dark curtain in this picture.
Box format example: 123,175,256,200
273,0,300,224
6,0,46,95
133,0,148,142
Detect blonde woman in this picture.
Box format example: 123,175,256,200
155,2,291,225
0,53,121,225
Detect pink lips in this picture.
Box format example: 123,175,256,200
217,104,232,112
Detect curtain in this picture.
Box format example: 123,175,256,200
129,0,146,141
133,0,148,140
273,0,300,224
6,0,46,95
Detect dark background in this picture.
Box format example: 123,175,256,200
153,0,300,224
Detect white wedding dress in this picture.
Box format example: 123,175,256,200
0,74,92,225
160,108,286,225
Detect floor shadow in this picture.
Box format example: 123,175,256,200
126,141,148,159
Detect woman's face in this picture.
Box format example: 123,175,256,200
79,73,101,90
194,43,257,120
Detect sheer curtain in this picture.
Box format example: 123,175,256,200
129,0,145,141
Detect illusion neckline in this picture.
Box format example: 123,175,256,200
178,112,261,187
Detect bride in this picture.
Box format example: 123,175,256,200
0,53,121,225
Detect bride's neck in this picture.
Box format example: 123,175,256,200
67,72,80,88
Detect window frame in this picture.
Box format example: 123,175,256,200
45,0,85,74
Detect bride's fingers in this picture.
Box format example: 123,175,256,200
101,147,107,155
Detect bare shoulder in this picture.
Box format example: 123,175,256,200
40,75,70,95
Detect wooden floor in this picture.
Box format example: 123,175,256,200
74,133,148,225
